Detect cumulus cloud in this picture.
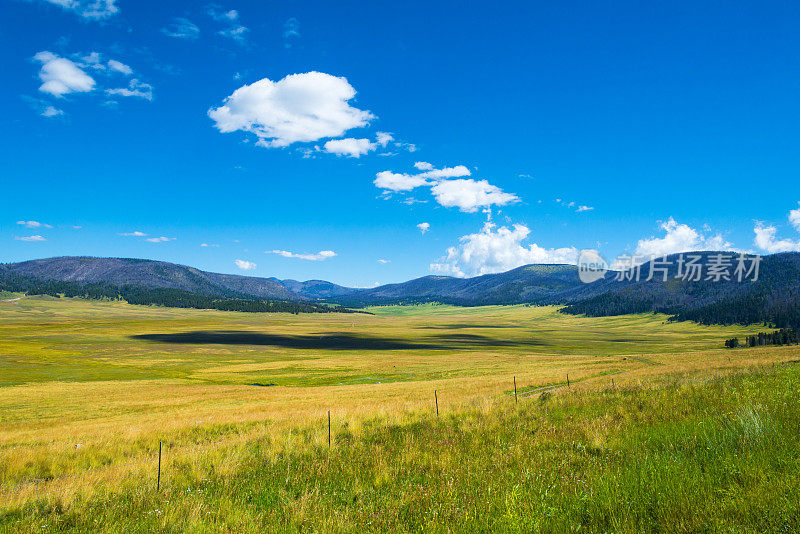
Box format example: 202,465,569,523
576,205,594,212
323,138,375,158
376,132,393,147
15,235,47,242
430,179,519,213
754,223,800,253
106,79,153,101
34,51,95,97
209,72,374,148
234,259,257,270
119,231,147,237
377,259,390,264
374,171,431,191
146,236,175,243
789,202,800,232
162,17,200,39
418,165,471,180
268,249,337,261
375,163,516,212
417,222,430,234
431,222,579,277
39,0,118,19
631,218,732,259
17,220,52,229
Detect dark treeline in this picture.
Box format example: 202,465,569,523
725,328,799,349
0,273,362,315
672,289,800,330
562,288,800,331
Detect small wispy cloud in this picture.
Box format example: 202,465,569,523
417,222,430,234
146,236,175,243
267,249,336,261
201,243,220,247
283,17,300,44
119,231,147,237
377,259,390,264
15,235,47,242
17,220,52,229
161,17,200,40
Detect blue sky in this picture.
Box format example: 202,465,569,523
2,0,800,286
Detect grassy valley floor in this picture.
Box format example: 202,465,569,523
0,296,797,531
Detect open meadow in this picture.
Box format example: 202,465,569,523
1,296,798,531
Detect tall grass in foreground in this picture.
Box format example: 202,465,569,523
3,366,800,533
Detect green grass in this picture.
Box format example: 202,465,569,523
0,296,794,531
3,365,798,532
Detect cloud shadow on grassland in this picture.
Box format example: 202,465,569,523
131,330,543,350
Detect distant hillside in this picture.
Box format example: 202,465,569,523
0,257,359,301
334,264,584,306
3,253,799,327
278,279,355,299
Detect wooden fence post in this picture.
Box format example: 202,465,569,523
435,390,439,418
514,376,517,403
156,441,162,491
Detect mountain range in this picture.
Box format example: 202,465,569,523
2,254,799,327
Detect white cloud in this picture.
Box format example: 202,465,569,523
576,205,594,212
396,142,416,152
208,7,239,21
119,231,147,237
17,220,52,229
418,165,471,180
789,202,800,232
631,218,732,259
41,105,64,117
377,259,390,264
201,243,220,247
268,249,337,261
106,79,153,101
430,179,519,213
375,163,517,212
234,259,257,270
431,222,579,277
146,236,175,243
284,17,300,40
376,132,394,147
374,171,431,192
754,223,800,253
209,72,374,148
323,138,375,158
39,0,118,19
162,18,200,40
15,235,47,242
417,222,430,234
218,25,249,43
34,51,95,97
107,59,132,75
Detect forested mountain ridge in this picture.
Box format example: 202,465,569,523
2,253,799,327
